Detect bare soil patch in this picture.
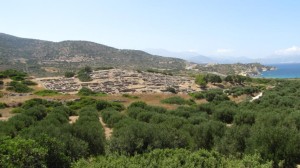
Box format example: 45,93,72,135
229,94,249,103
43,67,59,73
69,116,79,124
0,108,15,121
99,117,112,139
0,94,39,104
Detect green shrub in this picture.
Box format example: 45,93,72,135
213,108,236,124
189,92,205,99
0,102,7,109
224,75,248,84
0,137,47,168
11,75,25,81
122,93,139,99
166,87,177,94
11,108,26,114
195,74,207,87
128,101,147,108
225,86,260,97
7,81,33,93
191,89,229,102
64,71,75,78
78,87,106,96
101,108,126,127
72,149,272,168
73,107,105,155
21,80,37,86
234,111,256,125
77,66,92,82
161,96,195,105
95,67,114,70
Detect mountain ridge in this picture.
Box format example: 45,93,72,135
0,33,187,76
144,48,214,64
145,48,300,64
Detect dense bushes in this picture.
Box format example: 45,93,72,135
21,80,37,86
195,74,222,87
73,148,272,168
7,81,33,93
0,69,37,93
109,120,192,155
77,66,92,82
195,74,207,87
52,79,300,168
1,79,300,167
0,102,7,109
35,90,61,96
225,86,261,97
190,89,229,102
0,69,27,80
101,108,125,128
66,97,124,112
205,74,222,84
161,96,195,105
109,101,229,154
0,137,47,168
77,87,106,96
0,99,107,168
64,71,75,78
72,107,105,155
224,75,248,84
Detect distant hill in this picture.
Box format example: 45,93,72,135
144,49,214,63
0,33,187,76
196,63,275,76
260,54,300,64
144,49,272,64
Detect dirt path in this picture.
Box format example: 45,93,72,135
69,116,79,124
250,92,263,102
99,117,112,139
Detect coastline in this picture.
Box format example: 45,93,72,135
258,63,300,79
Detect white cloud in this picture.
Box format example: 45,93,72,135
216,48,233,54
275,46,300,55
187,49,198,53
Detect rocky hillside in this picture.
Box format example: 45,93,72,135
0,33,186,76
196,63,276,76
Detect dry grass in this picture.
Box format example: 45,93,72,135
1,78,12,92
0,108,15,121
42,67,59,73
194,99,208,104
229,94,249,103
93,93,195,110
30,78,46,91
0,94,39,104
0,89,209,121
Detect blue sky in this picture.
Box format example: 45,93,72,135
1,0,300,58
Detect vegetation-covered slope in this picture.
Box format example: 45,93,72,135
0,33,186,76
196,63,275,76
1,78,300,167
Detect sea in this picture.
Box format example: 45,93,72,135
260,63,300,78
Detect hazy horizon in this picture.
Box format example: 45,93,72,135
1,0,300,60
